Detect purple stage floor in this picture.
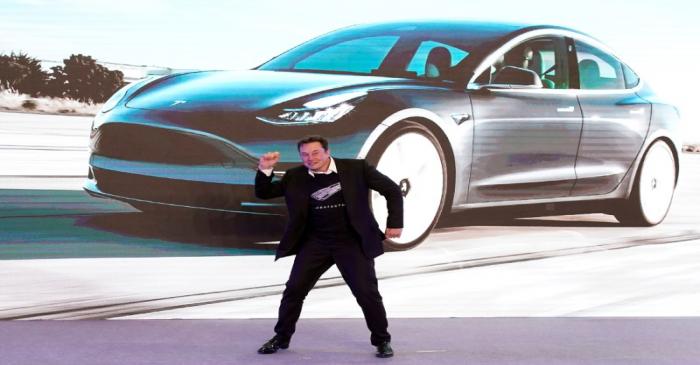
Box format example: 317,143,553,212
2,318,699,365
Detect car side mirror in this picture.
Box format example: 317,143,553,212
489,66,543,89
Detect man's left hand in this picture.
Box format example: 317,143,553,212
385,228,402,239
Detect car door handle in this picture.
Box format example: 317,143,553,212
556,106,575,113
629,108,645,115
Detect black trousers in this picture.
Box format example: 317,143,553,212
273,237,391,346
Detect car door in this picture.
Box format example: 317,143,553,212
468,36,583,204
570,39,650,196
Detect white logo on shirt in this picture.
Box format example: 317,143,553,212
311,182,342,201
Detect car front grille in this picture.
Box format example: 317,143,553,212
90,123,255,167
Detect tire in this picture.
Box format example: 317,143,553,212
366,122,450,250
615,140,677,226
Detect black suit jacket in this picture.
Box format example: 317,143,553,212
255,158,403,260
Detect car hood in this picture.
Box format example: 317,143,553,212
125,70,418,112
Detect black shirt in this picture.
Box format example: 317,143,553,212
306,173,356,242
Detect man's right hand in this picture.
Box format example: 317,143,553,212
259,151,281,171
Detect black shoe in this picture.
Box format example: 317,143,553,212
257,337,289,354
375,341,394,358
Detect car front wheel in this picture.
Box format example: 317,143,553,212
367,122,449,250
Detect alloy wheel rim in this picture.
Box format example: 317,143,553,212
639,142,675,224
371,131,444,245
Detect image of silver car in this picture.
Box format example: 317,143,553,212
85,20,681,250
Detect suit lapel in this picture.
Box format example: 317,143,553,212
301,170,312,216
335,159,356,210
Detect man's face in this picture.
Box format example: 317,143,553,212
299,142,331,171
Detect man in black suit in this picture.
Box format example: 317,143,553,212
255,135,403,358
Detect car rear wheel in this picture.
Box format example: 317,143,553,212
615,140,676,226
367,123,449,250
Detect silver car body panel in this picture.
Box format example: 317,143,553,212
356,27,679,212
571,91,650,196
468,89,582,203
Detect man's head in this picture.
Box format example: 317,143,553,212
297,135,331,172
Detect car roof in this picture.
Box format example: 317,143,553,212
343,19,584,43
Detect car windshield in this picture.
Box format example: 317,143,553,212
257,25,474,83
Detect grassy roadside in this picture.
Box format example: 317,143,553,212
0,90,100,117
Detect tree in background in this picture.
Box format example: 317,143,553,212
43,65,68,99
1,52,125,103
52,54,125,103
0,52,47,97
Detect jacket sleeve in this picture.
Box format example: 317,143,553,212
255,169,285,199
363,160,403,228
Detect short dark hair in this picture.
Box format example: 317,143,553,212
297,135,329,151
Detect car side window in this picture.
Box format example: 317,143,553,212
405,41,469,80
574,41,625,90
293,36,399,74
481,36,570,89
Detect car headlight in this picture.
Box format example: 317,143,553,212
100,75,163,113
94,76,166,130
257,91,366,125
91,112,106,131
100,83,131,113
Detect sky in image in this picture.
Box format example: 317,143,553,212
1,0,698,142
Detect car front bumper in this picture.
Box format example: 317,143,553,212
85,154,285,216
